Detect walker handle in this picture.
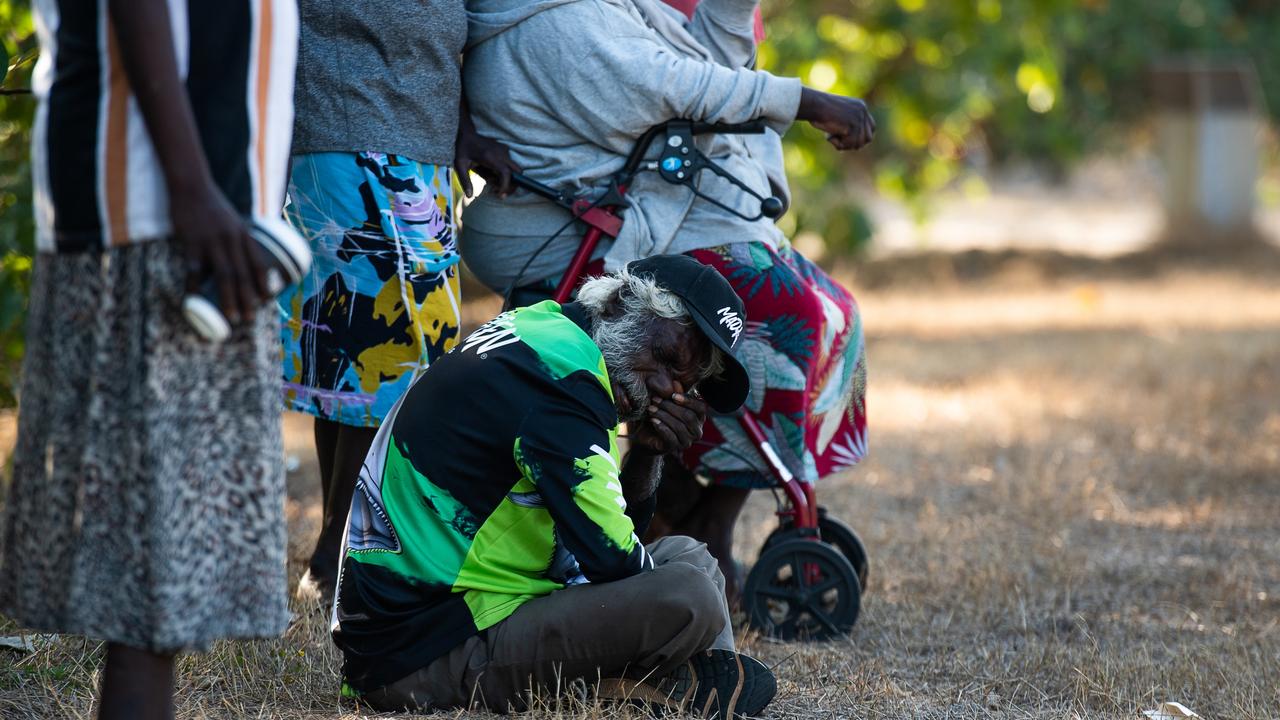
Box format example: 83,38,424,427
689,120,768,135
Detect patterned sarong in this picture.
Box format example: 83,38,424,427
682,242,867,488
280,152,461,427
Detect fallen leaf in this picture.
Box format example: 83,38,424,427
1143,702,1200,720
0,635,35,653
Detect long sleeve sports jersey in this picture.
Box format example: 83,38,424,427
332,300,652,692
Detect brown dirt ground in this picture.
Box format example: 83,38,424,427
2,246,1279,719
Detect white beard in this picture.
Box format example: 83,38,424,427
592,314,652,423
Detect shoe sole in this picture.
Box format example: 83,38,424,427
689,650,775,718
598,650,776,719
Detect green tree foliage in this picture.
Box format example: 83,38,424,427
0,0,36,406
762,0,1280,254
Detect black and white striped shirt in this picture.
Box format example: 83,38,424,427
30,0,298,253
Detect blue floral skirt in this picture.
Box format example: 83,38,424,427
280,152,461,427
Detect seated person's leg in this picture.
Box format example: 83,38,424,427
365,536,729,712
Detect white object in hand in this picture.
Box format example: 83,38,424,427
182,215,312,343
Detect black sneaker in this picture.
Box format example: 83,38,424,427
599,649,777,719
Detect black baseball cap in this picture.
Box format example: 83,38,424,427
626,255,750,413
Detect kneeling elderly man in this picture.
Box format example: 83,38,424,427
332,255,773,717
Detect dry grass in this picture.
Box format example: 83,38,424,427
3,247,1280,719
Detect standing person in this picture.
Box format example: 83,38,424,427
283,0,519,602
0,1,298,719
460,0,872,602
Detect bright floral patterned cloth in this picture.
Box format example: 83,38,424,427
682,242,867,488
280,152,461,427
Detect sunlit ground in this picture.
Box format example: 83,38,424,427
2,244,1279,719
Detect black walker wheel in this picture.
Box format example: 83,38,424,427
743,538,861,641
763,507,870,590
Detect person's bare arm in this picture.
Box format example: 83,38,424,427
796,87,876,151
620,448,664,507
455,94,522,198
107,0,267,325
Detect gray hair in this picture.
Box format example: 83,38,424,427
578,269,725,382
576,269,689,321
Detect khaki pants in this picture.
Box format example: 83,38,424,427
364,535,734,712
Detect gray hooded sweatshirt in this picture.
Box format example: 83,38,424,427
460,0,802,291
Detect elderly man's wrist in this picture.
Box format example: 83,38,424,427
622,453,664,503
628,444,663,458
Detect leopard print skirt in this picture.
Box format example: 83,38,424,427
0,239,290,653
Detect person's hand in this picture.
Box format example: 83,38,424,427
455,123,522,199
796,87,876,151
169,181,269,326
630,382,710,456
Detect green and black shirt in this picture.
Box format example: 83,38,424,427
333,300,652,691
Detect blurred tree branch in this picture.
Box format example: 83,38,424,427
1,0,37,406
762,0,1280,256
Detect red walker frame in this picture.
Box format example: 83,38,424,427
538,172,821,536
508,120,866,636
